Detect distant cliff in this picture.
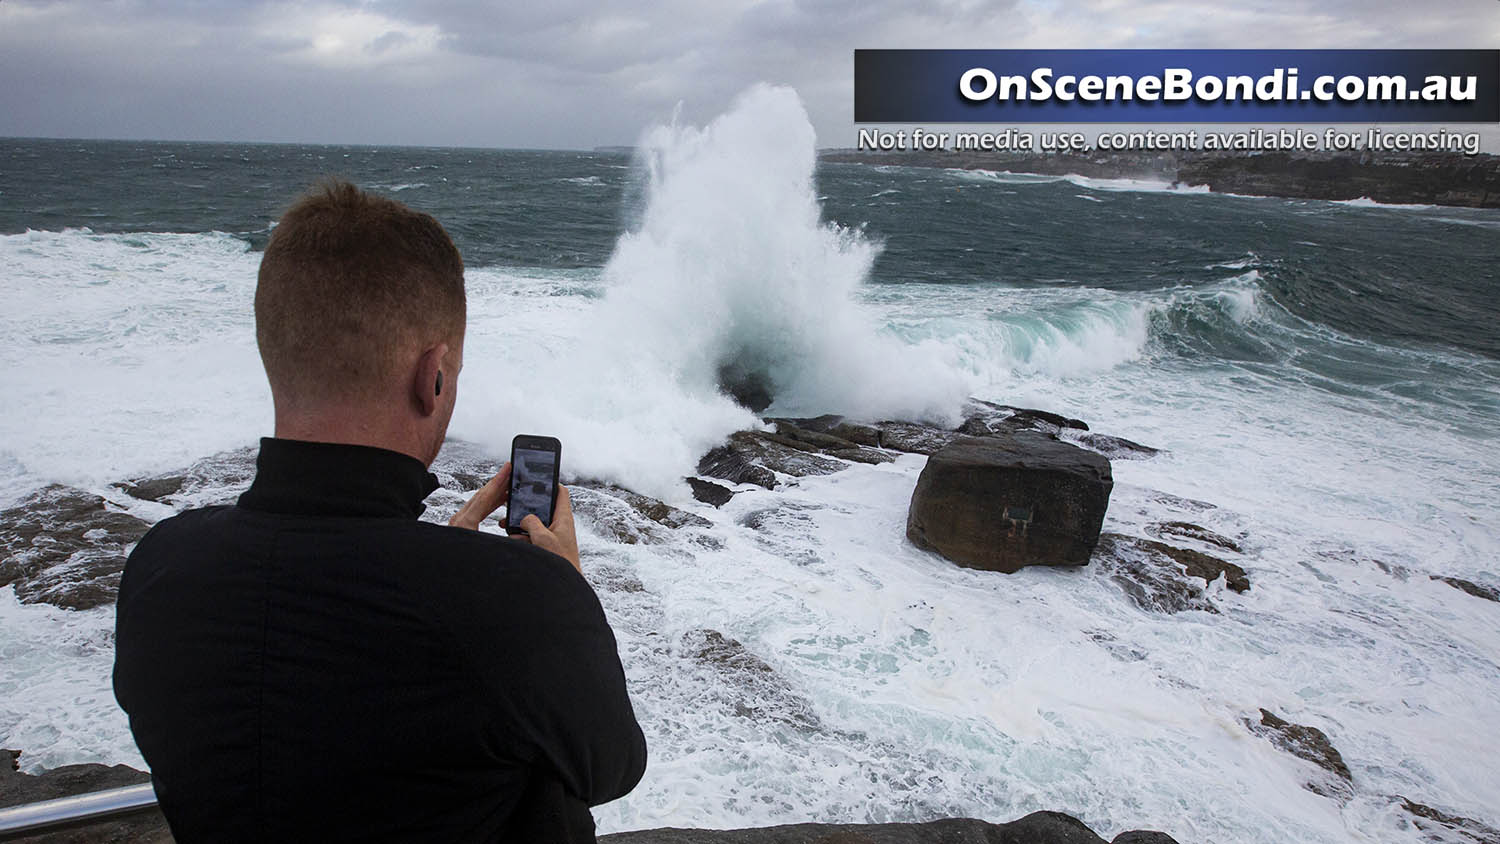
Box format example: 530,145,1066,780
819,149,1500,208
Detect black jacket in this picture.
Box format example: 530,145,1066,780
113,438,647,842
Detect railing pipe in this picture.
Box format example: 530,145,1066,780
0,783,159,841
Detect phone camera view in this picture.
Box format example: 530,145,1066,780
509,448,558,527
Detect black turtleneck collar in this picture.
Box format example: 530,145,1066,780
238,437,441,519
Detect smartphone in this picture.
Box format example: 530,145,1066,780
506,434,562,534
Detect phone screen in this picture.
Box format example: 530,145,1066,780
508,445,559,530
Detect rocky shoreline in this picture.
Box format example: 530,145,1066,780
9,398,1488,617
3,401,1498,842
818,149,1500,208
2,750,1184,844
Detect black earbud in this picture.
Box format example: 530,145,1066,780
435,371,443,396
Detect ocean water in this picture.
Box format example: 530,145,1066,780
2,85,1498,842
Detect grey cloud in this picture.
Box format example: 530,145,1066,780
1,0,1496,148
369,30,415,54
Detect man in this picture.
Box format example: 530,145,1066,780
113,181,646,842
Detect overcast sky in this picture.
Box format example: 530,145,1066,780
2,0,1497,149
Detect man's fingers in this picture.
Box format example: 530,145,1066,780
519,513,552,540
448,462,512,530
549,486,578,544
495,488,581,575
518,513,562,549
474,463,512,511
505,513,543,541
521,490,580,573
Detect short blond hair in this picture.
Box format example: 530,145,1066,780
255,181,465,402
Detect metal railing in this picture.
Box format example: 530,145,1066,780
0,783,159,841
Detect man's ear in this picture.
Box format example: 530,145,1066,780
413,343,449,417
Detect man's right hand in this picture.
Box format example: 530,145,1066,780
515,486,580,574
449,464,581,574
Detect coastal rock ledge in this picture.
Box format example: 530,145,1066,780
600,813,1179,843
0,485,150,610
0,751,1180,844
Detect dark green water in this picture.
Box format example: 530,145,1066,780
3,137,1497,358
